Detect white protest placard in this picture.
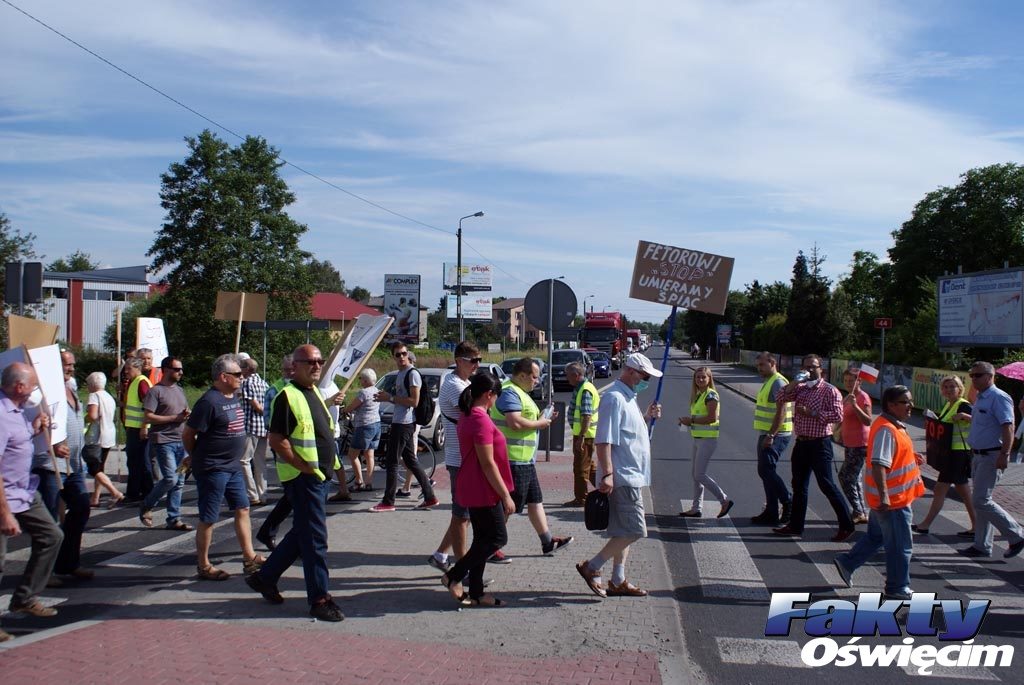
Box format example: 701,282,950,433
27,344,68,445
137,317,170,369
319,314,393,392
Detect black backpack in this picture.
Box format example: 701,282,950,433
403,368,435,426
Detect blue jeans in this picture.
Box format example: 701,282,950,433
789,437,853,532
836,506,913,596
257,473,330,604
142,441,186,524
756,434,792,512
33,469,90,575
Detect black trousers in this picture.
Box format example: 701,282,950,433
382,423,434,505
446,502,508,600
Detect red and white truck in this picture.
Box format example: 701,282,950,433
581,312,627,367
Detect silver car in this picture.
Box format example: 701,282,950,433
375,368,449,450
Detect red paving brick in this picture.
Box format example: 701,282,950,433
0,619,662,685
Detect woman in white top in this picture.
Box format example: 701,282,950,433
342,368,381,491
84,372,124,507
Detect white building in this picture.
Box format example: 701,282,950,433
41,265,153,350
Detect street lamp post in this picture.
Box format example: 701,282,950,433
457,211,485,341
581,294,594,324
339,309,346,337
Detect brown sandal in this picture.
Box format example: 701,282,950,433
243,555,266,575
197,565,230,581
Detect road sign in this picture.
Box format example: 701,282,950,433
524,280,577,330
874,317,893,329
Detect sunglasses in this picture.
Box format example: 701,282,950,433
296,359,325,366
167,367,184,372
223,371,243,378
895,399,914,405
393,351,408,358
459,356,483,364
969,372,991,378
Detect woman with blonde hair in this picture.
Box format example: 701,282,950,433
679,367,733,518
913,375,976,536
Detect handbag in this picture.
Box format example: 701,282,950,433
924,416,952,470
584,489,609,531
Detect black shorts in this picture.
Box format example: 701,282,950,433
510,463,543,513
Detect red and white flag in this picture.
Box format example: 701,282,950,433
857,363,879,383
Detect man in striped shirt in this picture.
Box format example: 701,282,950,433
773,354,855,542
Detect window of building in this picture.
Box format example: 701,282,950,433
44,287,68,299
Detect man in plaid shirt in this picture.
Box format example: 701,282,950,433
773,354,855,542
240,357,270,506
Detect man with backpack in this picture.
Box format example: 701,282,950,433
370,342,438,512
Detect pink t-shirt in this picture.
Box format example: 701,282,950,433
455,406,514,508
841,388,871,448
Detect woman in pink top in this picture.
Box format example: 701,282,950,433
838,369,872,524
441,372,514,607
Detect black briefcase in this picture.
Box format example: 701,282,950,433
585,490,609,531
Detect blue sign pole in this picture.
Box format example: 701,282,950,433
649,306,677,437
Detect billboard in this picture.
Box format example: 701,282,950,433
447,294,492,321
937,268,1024,347
629,240,735,314
384,274,421,342
443,263,493,292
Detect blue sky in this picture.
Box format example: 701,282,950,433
2,0,1023,324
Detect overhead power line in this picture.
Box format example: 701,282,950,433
1,0,528,284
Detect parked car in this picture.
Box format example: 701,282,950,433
375,367,450,450
549,349,594,391
589,351,612,378
495,358,548,404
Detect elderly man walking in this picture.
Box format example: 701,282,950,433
183,354,264,580
960,361,1024,559
246,344,344,621
240,357,270,506
564,361,600,507
576,353,661,598
0,362,63,638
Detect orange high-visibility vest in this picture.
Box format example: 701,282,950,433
864,417,925,510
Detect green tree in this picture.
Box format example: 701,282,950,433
101,294,160,357
0,211,39,345
833,250,887,349
149,130,324,374
739,279,790,344
348,286,371,303
784,246,836,354
47,250,100,272
305,258,344,293
888,163,1024,320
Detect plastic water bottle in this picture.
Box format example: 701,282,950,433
794,370,810,383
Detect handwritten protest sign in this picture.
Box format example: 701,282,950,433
628,240,735,315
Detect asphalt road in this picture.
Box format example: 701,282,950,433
643,345,1022,684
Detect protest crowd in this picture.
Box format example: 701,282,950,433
1,338,1022,642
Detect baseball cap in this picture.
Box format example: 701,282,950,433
625,353,662,378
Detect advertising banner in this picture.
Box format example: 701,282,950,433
443,263,493,292
716,324,732,345
938,269,1024,347
384,274,421,342
629,240,735,314
446,294,492,320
